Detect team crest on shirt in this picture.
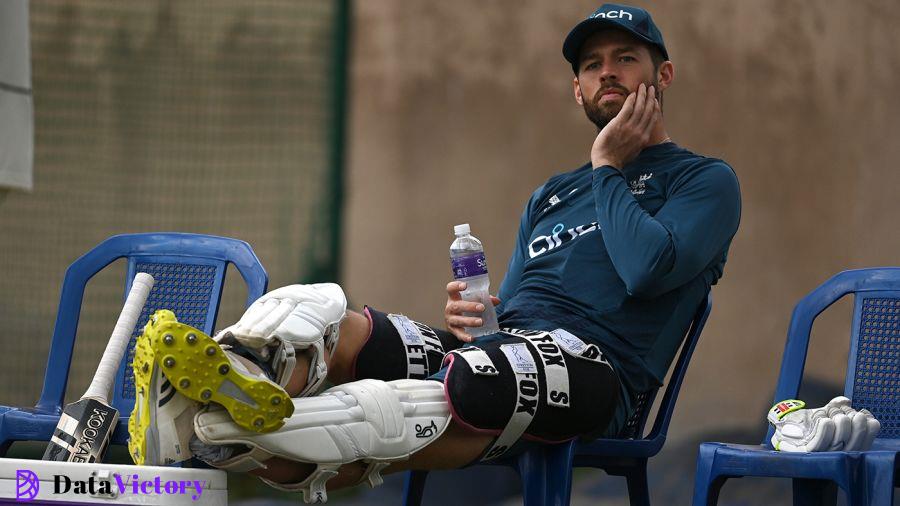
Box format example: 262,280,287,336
629,173,653,195
528,221,599,258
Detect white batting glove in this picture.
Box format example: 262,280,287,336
217,283,347,350
769,399,834,452
769,397,881,452
215,284,347,397
828,397,881,451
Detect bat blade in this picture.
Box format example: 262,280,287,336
43,272,155,462
43,398,118,463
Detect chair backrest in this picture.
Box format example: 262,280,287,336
623,292,712,446
576,293,712,460
764,267,900,446
35,233,268,415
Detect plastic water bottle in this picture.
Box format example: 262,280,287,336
450,223,500,337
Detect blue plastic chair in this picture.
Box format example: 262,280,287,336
403,293,712,506
692,268,900,505
0,233,268,456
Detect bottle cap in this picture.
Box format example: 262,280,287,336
454,223,470,236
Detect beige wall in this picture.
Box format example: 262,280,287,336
343,0,900,443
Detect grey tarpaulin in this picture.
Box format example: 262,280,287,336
0,0,33,191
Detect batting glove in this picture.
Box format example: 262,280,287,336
215,284,347,397
768,396,881,452
217,283,347,350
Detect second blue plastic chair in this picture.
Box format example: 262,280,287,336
692,268,900,505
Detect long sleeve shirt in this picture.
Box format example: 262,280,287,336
494,141,741,435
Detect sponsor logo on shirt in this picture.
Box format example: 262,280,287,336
629,173,653,195
528,221,599,258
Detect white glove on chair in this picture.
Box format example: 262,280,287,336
768,396,881,452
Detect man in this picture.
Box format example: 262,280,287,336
129,4,740,503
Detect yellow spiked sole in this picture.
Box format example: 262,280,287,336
135,310,293,435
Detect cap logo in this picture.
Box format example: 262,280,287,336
592,10,633,21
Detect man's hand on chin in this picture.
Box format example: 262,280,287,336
591,82,661,170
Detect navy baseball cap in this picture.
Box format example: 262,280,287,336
563,3,669,74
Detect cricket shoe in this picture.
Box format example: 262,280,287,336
128,310,293,466
128,358,198,466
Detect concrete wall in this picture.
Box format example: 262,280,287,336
343,0,900,452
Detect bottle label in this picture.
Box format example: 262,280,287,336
451,252,488,279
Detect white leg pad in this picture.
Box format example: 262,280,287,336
194,379,450,503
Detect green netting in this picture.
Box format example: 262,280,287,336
0,0,347,407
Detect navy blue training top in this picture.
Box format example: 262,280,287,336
494,141,741,435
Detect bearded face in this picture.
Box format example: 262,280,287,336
575,30,665,131
581,77,660,130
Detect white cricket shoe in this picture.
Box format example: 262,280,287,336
128,310,293,466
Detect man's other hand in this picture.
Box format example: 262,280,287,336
444,281,500,343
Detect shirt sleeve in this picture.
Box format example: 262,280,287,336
496,185,544,312
591,161,741,298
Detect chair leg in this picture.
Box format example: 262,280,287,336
625,460,650,506
862,453,896,506
401,470,429,506
692,443,728,506
791,478,837,506
517,447,549,506
546,441,576,506
707,476,729,506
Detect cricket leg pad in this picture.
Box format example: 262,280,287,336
194,378,450,503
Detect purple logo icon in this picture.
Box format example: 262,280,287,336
15,469,39,502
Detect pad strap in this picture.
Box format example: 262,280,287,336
386,314,445,379
273,339,297,389
259,464,341,504
296,338,328,398
211,447,273,473
481,342,539,461
323,322,341,356
451,347,499,376
550,328,611,365
504,329,571,408
202,430,373,502
360,461,391,488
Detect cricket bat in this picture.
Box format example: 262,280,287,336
43,272,155,462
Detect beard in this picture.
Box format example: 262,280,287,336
582,78,660,131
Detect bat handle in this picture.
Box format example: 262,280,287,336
83,272,155,401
